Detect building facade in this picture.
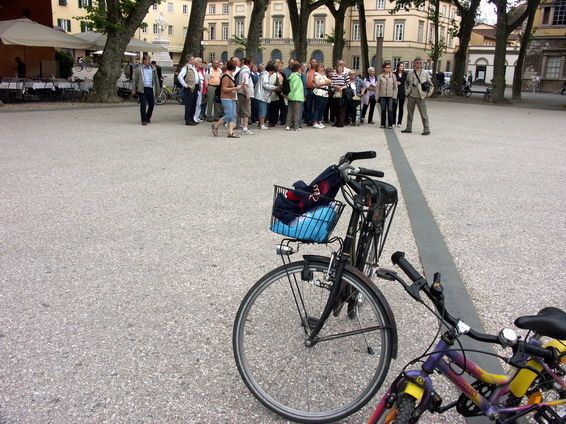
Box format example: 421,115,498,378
51,0,460,71
467,24,520,85
524,0,566,92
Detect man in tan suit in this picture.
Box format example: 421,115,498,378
132,54,159,125
402,57,433,136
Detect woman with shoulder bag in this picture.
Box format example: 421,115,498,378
330,63,348,127
312,63,331,129
360,67,377,124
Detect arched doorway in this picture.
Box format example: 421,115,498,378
221,51,228,62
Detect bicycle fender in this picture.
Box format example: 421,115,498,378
509,339,566,398
302,255,398,359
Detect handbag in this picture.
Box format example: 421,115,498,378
415,71,431,93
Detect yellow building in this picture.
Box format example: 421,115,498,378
526,0,566,91
52,0,460,71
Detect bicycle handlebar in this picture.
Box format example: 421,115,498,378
391,251,559,363
339,151,376,165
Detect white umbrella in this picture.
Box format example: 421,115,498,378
93,50,137,56
73,31,168,52
0,18,92,49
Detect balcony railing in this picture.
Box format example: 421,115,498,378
227,38,331,45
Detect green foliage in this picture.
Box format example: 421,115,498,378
325,29,345,43
55,50,74,79
75,0,162,33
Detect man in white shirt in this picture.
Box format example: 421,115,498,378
177,55,199,125
237,57,255,135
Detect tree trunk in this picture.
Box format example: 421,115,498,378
246,0,269,63
512,0,540,100
180,0,208,64
492,0,511,102
287,0,325,63
88,0,155,103
358,0,369,77
450,0,480,95
326,0,351,66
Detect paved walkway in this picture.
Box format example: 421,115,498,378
0,101,564,423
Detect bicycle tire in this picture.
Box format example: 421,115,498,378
465,89,472,97
74,66,82,73
373,394,416,424
85,66,92,72
233,258,395,423
155,90,167,105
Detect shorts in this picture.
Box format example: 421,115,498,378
237,93,251,118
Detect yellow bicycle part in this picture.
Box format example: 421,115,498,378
404,380,425,401
509,339,566,398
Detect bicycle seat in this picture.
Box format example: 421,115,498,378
514,307,566,340
376,181,398,205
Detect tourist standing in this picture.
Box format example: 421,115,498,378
312,64,331,129
236,57,255,135
402,57,433,135
255,62,279,130
178,55,199,126
360,67,377,124
212,60,243,138
330,63,348,127
304,58,317,126
285,63,305,131
205,59,222,121
193,58,205,123
132,54,159,125
376,62,397,129
392,62,407,127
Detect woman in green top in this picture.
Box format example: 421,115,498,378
285,63,305,131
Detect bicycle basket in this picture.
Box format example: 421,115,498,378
270,185,344,243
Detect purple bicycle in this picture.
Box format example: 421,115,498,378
369,252,565,424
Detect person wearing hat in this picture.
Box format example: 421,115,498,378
402,57,433,136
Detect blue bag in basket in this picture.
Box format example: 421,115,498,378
271,204,337,243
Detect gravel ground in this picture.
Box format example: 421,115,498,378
0,101,563,423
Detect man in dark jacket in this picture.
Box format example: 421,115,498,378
132,54,159,125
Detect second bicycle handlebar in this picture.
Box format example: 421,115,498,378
391,251,558,363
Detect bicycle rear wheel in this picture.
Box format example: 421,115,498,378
233,258,395,423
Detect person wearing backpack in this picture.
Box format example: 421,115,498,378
212,60,243,138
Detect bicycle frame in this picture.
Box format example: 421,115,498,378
370,336,566,423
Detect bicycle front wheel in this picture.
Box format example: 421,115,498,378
233,258,395,423
155,90,167,105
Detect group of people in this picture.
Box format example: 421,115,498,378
134,53,434,136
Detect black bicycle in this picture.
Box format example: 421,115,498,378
233,151,399,423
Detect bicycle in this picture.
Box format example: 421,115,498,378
443,84,472,98
368,252,566,424
155,77,183,105
74,62,92,73
233,151,400,423
484,86,493,102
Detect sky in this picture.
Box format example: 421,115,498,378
479,0,498,24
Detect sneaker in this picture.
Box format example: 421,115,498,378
313,123,322,129
296,127,301,131
319,124,326,129
401,129,412,133
260,124,270,130
241,128,255,135
386,125,393,129
286,126,290,131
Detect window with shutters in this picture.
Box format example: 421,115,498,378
273,18,283,38
235,20,244,38
182,4,188,14
374,22,384,39
545,56,561,78
168,25,173,36
209,24,216,40
222,23,229,40
57,19,71,32
394,22,404,41
352,21,360,41
352,56,360,70
314,19,325,39
417,20,424,42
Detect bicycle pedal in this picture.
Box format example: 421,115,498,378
534,405,563,423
